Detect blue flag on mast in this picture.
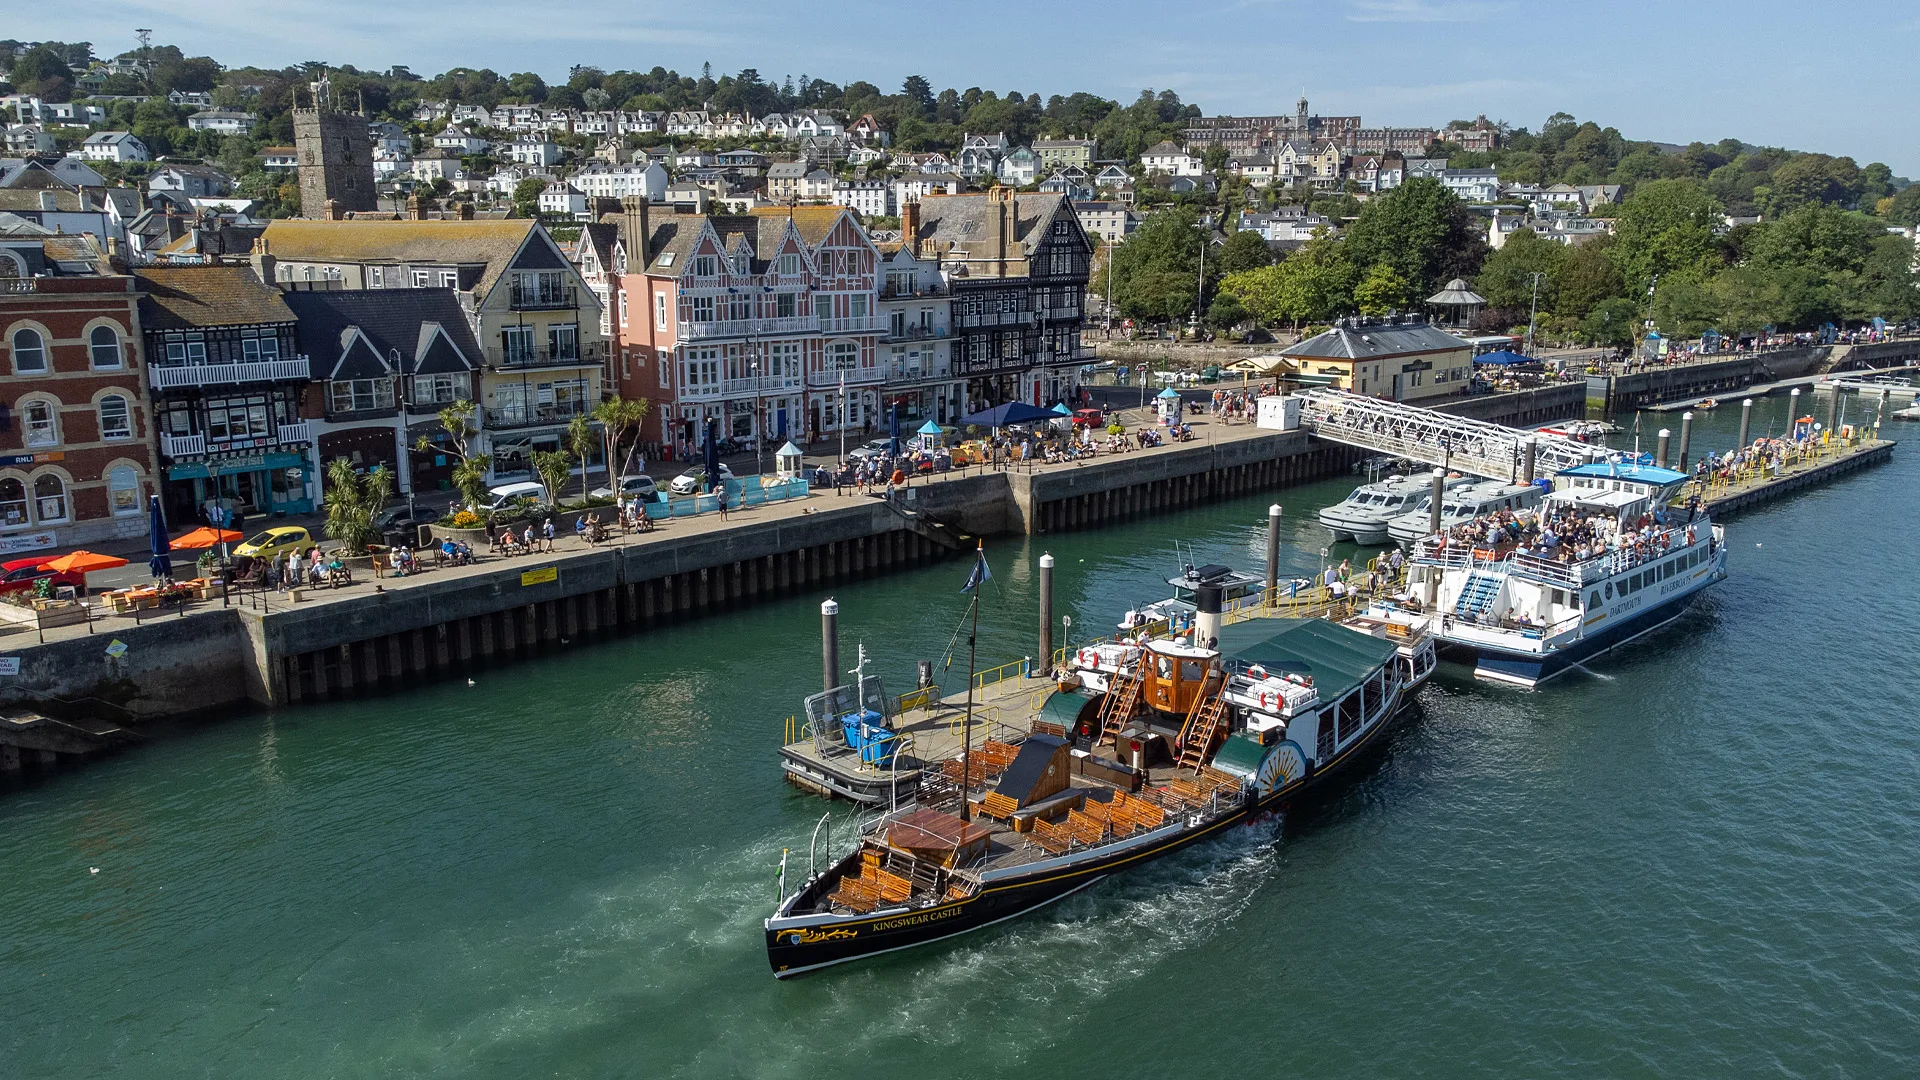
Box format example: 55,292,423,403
960,542,991,592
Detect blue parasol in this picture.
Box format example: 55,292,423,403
888,404,901,457
958,401,1055,427
146,494,172,579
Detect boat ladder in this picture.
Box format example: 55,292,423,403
1098,670,1143,744
1453,571,1502,620
1175,686,1229,773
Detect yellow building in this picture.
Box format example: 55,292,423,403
1278,316,1472,401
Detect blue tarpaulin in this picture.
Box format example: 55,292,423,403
1474,350,1537,366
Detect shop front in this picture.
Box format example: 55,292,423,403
165,449,315,520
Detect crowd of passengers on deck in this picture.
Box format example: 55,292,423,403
1432,504,1710,569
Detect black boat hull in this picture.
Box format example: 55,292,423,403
767,678,1417,977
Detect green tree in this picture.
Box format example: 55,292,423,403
1204,292,1248,330
512,177,547,217
322,458,394,555
1609,179,1724,293
1884,185,1920,227
1556,237,1626,320
1743,204,1880,276
8,45,72,100
1214,229,1274,276
565,415,597,505
1474,228,1564,315
1104,207,1208,323
1578,297,1638,348
531,449,573,506
592,395,652,477
416,401,491,508
1342,177,1487,298
1353,262,1412,314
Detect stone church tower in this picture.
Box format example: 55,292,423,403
292,80,375,217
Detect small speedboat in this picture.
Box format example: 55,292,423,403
1696,399,1720,410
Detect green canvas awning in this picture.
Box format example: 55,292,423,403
1210,732,1268,779
1040,689,1096,732
1212,619,1398,702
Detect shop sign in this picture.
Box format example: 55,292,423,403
0,452,64,467
0,531,57,555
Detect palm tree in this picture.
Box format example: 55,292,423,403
532,449,573,508
592,395,652,478
415,400,491,509
565,415,598,505
322,458,393,555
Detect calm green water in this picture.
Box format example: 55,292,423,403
5,397,1917,1079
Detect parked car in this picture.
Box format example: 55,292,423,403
845,438,896,461
589,475,659,500
0,556,85,597
233,526,318,562
668,463,735,495
481,481,547,514
374,504,442,546
1072,407,1106,428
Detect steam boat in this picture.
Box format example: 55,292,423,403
765,576,1434,977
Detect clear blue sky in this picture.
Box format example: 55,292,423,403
32,0,1920,176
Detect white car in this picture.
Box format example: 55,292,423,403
668,463,734,495
590,475,659,500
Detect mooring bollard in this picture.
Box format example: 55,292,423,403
820,598,840,695
1036,553,1054,677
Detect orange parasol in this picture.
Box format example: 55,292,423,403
43,550,131,574
171,526,244,549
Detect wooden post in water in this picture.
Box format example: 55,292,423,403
820,598,840,695
1037,553,1054,678
1522,438,1537,486
1265,504,1282,600
1678,412,1694,470
1656,429,1671,469
1738,399,1753,449
1824,384,1839,441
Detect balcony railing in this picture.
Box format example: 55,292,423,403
817,315,879,335
508,284,579,310
147,356,312,389
493,342,606,370
160,422,314,461
678,314,817,341
807,366,885,389
160,433,204,459
485,404,592,429
884,323,948,342
679,374,806,401
954,311,1037,330
880,281,946,299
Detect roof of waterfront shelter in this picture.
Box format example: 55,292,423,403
1213,619,1399,702
1426,278,1485,305
1279,319,1468,362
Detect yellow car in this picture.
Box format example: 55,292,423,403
234,526,318,562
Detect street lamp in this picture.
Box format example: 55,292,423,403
1525,271,1544,357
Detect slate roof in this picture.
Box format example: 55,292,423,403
133,265,295,330
259,219,540,298
910,192,1069,259
282,288,481,379
1281,319,1469,361
0,188,90,212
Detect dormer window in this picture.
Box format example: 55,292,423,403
778,254,799,276
692,255,717,277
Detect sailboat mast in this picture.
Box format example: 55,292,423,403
960,588,979,821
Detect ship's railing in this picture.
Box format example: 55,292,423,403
971,658,1031,691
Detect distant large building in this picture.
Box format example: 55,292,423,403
1184,97,1361,153
293,99,376,217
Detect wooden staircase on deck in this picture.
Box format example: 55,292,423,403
1175,682,1229,773
1097,669,1143,744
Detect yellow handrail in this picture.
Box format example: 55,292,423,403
971,658,1028,691
894,686,936,715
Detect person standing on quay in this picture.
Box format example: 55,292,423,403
542,517,556,552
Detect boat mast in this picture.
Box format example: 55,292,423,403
960,587,978,821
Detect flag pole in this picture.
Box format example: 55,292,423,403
960,542,981,821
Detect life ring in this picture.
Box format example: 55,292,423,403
1077,648,1098,667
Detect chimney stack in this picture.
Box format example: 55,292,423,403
622,194,652,267
249,236,276,285
901,200,921,258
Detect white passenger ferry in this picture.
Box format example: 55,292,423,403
1386,463,1728,687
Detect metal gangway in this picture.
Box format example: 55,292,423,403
1294,389,1629,481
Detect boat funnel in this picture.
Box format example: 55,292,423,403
1194,581,1224,650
